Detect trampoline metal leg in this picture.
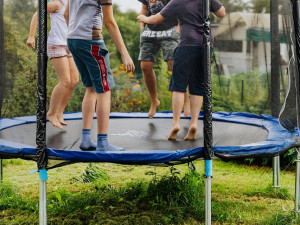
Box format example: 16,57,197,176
205,176,212,225
272,156,280,188
39,180,47,225
0,159,2,183
39,169,48,225
205,160,212,225
295,152,300,213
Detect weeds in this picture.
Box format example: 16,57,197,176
0,183,37,212
2,159,22,167
77,164,109,184
0,166,205,224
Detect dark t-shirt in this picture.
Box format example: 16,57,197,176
160,0,223,47
138,0,178,31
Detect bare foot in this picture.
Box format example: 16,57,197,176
47,114,64,130
57,114,67,126
184,126,197,140
168,125,180,140
148,100,160,119
183,105,191,117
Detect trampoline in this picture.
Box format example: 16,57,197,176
0,111,297,166
1,0,300,224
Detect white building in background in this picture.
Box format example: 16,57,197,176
214,12,288,76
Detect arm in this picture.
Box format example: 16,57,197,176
176,24,180,33
137,13,165,25
139,4,148,30
102,5,135,73
64,0,69,26
26,12,38,48
213,6,226,18
26,1,62,49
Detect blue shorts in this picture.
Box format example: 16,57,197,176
169,46,212,96
67,39,115,93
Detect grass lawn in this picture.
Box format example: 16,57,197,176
0,158,299,224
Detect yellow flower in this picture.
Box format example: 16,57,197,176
168,70,172,75
129,102,134,106
127,72,134,78
132,84,141,90
120,64,124,70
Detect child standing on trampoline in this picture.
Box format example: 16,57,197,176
64,0,135,151
138,0,226,140
138,0,191,119
26,0,79,130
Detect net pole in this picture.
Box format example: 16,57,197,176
291,0,300,215
292,0,300,131
0,0,5,118
0,0,5,184
292,0,300,214
270,0,281,117
37,0,48,224
203,0,213,224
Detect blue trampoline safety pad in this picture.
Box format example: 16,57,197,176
0,111,298,164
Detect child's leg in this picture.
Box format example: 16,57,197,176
56,57,79,126
183,89,191,117
48,56,75,129
96,90,110,134
82,86,97,129
141,61,160,119
79,86,97,150
184,95,203,140
168,91,185,140
95,90,124,151
167,60,191,118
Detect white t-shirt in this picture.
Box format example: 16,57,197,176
48,0,68,45
67,0,112,40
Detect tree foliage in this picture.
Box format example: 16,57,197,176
222,0,252,13
251,0,270,13
222,0,271,14
4,0,36,34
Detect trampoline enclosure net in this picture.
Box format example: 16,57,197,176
212,0,300,132
0,0,299,131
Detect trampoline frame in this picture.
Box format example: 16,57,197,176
0,111,297,164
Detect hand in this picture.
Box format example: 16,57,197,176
137,15,147,23
121,54,135,73
26,37,35,49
